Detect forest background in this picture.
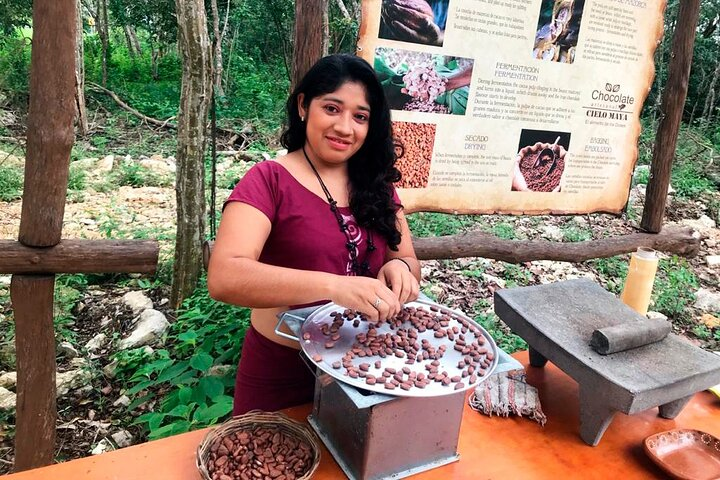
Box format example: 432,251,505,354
0,0,719,469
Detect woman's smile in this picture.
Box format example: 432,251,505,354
298,81,370,166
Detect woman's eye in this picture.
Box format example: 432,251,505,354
324,105,339,113
355,114,369,122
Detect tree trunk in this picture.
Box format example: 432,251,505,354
701,59,720,129
335,0,351,19
641,0,701,233
97,0,109,86
123,25,142,56
210,0,224,96
172,0,213,309
75,0,89,136
151,43,160,80
292,0,329,89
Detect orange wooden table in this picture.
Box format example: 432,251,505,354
5,351,719,479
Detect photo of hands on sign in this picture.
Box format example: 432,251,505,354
380,0,450,47
511,129,570,193
374,47,473,115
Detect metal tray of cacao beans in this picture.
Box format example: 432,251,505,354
297,299,498,397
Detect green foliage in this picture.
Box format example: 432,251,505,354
632,167,650,186
117,278,250,439
68,163,87,191
501,263,533,288
562,226,592,243
113,160,171,187
670,161,715,199
491,222,516,240
406,212,478,237
652,256,698,319
0,163,23,201
0,36,30,105
587,256,629,294
473,311,527,354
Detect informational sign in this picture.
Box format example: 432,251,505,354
358,0,665,214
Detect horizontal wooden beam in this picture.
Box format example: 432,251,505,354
202,226,699,269
412,226,699,263
0,240,159,274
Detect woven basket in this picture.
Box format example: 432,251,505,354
196,410,321,480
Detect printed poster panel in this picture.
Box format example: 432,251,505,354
358,0,666,214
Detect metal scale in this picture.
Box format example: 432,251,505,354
275,298,522,480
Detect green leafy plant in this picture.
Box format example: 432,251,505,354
406,212,478,237
588,256,629,294
492,222,516,240
501,263,533,288
473,311,527,354
563,226,592,243
119,278,250,440
0,164,23,201
652,256,698,319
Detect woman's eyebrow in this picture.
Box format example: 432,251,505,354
321,96,371,112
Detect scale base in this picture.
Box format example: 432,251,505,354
307,414,460,480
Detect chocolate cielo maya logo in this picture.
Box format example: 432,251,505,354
586,83,635,120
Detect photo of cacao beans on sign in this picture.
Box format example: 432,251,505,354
532,0,585,63
374,47,473,115
379,0,450,47
393,121,437,189
511,129,570,193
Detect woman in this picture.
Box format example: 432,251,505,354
208,54,421,415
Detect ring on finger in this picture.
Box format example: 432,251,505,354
373,297,382,309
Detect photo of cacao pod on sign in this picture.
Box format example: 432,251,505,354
374,47,472,115
392,121,437,189
532,0,585,63
511,129,570,193
379,0,450,47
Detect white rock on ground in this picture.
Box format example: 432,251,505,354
706,256,720,268
541,225,564,242
482,273,507,289
682,215,717,232
56,369,94,397
91,430,134,455
694,289,720,312
121,291,153,315
85,333,107,353
0,275,10,286
647,311,669,322
96,155,115,173
112,395,130,407
0,387,16,410
111,430,134,448
118,309,170,350
58,341,79,359
0,372,17,389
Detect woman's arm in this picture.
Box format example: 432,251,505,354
377,209,421,304
207,202,401,320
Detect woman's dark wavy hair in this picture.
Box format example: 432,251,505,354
280,54,402,251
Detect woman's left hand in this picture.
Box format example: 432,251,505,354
377,258,420,305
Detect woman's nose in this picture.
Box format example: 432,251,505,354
334,113,353,135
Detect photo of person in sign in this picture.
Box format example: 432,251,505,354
379,0,450,47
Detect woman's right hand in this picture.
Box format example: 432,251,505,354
329,276,401,322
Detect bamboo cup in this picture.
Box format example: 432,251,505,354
620,247,659,316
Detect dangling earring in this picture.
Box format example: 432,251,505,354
300,115,305,122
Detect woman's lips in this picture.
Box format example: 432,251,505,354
326,136,352,150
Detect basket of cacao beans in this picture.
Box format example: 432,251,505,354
196,410,321,480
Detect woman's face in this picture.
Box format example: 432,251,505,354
298,81,371,167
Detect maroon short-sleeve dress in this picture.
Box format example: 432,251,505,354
224,160,397,414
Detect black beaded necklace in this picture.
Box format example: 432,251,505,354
302,146,375,276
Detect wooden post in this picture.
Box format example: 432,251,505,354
0,0,160,471
11,276,56,471
19,0,77,247
640,0,702,233
11,0,76,471
291,0,329,89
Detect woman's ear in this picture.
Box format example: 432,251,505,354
297,93,306,121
